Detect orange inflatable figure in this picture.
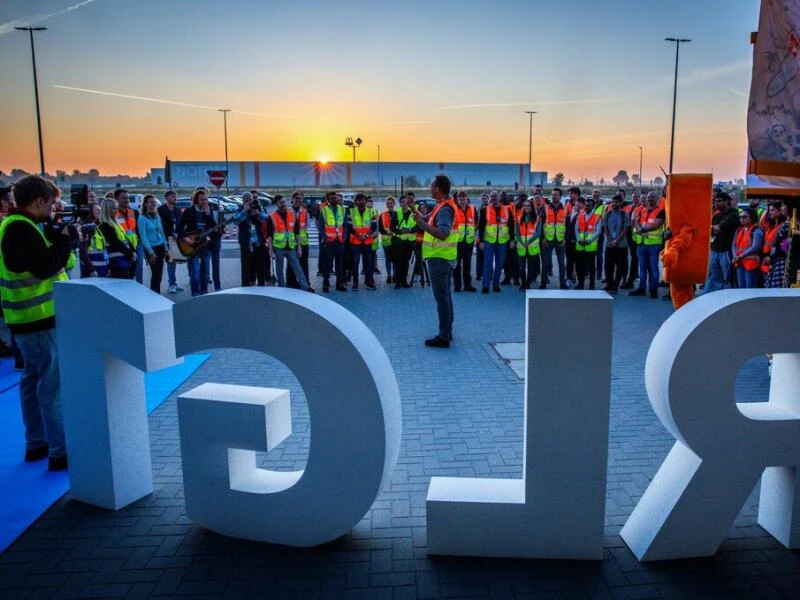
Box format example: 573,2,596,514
661,174,713,309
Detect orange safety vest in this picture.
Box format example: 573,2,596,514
116,207,136,233
270,209,297,249
321,204,345,243
543,204,568,242
453,204,476,243
734,225,761,271
761,225,780,273
576,211,602,252
349,207,375,245
483,204,510,244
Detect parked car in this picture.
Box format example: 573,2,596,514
208,195,239,213
415,197,438,212
302,195,325,218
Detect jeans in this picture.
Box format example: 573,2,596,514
604,246,628,288
454,242,474,289
350,245,375,286
482,242,507,288
541,241,566,285
210,241,221,291
383,245,395,279
704,250,732,293
323,241,344,286
188,247,211,296
274,247,310,289
637,244,662,292
167,259,177,287
427,258,454,341
15,328,65,457
736,266,761,289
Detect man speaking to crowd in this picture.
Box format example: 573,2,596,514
412,174,458,348
0,176,74,471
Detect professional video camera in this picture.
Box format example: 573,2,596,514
53,184,94,240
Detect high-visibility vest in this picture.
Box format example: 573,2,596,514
370,208,380,250
576,211,601,252
543,204,567,243
88,228,109,276
483,204,510,244
321,204,345,243
454,204,476,244
270,210,297,249
396,209,416,241
631,205,644,244
516,219,541,256
761,225,780,273
116,208,139,249
734,225,761,271
0,214,68,325
380,211,394,247
105,220,133,266
349,208,375,245
640,208,664,246
422,199,459,261
294,207,309,246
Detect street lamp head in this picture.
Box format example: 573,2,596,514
15,27,47,31
665,37,691,43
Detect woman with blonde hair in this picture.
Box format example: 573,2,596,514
98,197,135,279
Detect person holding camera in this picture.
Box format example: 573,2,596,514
234,192,269,286
0,175,74,471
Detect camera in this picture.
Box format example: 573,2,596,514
54,184,93,226
249,198,261,211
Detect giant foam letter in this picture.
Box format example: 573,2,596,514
174,288,401,546
621,290,800,560
54,279,179,509
426,291,612,558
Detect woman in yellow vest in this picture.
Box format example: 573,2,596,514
98,197,136,279
515,198,542,290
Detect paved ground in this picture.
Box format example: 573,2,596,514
1,248,798,599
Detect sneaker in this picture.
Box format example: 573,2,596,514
464,286,477,292
493,285,501,292
48,454,68,472
424,336,450,348
482,287,489,294
306,287,316,294
24,444,48,462
175,285,184,292
366,284,376,290
559,282,570,290
629,288,646,296
168,285,178,294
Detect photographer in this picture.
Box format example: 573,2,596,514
234,192,269,286
0,175,74,471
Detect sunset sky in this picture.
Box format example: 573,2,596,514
0,0,759,182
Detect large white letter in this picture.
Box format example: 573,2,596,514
174,288,401,546
55,279,179,509
426,291,612,559
621,290,800,560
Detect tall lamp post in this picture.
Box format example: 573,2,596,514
345,136,362,162
524,110,537,190
218,108,231,193
638,145,643,194
15,26,47,177
665,37,691,175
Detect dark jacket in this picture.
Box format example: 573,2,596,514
157,203,183,238
176,206,217,239
0,209,72,333
711,207,741,253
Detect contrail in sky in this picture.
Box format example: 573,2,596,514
441,99,627,110
0,0,99,36
53,85,298,119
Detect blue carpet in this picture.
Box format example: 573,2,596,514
0,353,209,552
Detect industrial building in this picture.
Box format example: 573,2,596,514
149,161,547,190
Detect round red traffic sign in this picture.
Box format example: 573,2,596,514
208,170,227,188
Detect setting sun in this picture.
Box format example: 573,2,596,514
318,156,330,165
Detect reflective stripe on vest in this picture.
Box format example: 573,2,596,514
484,204,510,244
454,204,476,244
641,209,664,246
516,220,541,256
631,206,644,244
422,199,459,261
396,209,416,241
322,205,345,243
734,225,761,271
350,208,374,245
576,212,601,252
380,211,394,246
271,210,296,249
105,221,132,260
0,214,68,325
370,208,380,249
116,208,139,249
544,204,567,243
295,207,309,245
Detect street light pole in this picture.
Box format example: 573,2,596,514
377,144,381,192
665,37,691,175
218,108,231,193
524,111,537,190
15,26,47,177
638,145,643,195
